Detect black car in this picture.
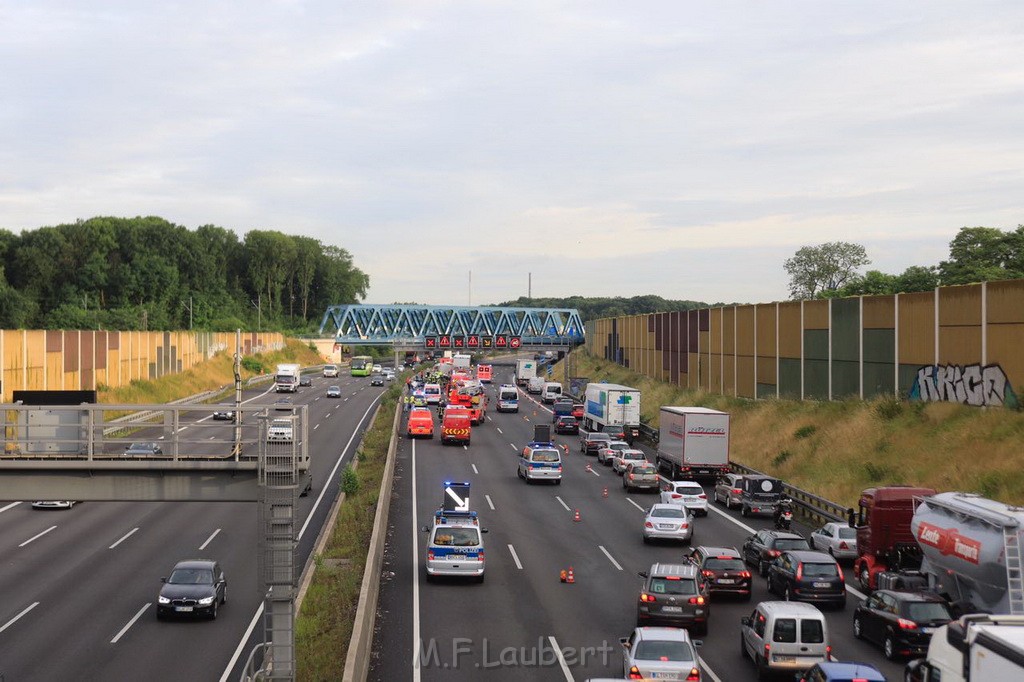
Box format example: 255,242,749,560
580,431,612,455
554,416,579,434
853,590,953,660
157,559,227,620
766,550,846,609
212,406,235,420
687,546,752,599
370,373,385,386
299,375,312,387
742,529,811,576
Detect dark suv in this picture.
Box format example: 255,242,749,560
853,590,953,659
635,562,710,635
554,416,579,434
580,431,612,455
766,550,846,609
687,546,752,599
742,530,812,576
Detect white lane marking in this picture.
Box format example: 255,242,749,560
486,416,492,421
314,423,320,430
0,501,22,514
707,503,868,600
555,496,571,512
507,544,524,570
510,443,517,450
463,445,468,451
344,397,350,402
496,427,503,434
471,464,479,474
599,545,623,571
589,468,600,477
701,661,725,682
325,413,331,418
297,396,382,541
0,602,39,633
547,636,574,682
111,603,150,644
199,528,222,551
626,498,646,513
219,603,265,682
109,527,139,549
178,426,189,433
485,494,495,510
412,440,422,681
19,525,57,547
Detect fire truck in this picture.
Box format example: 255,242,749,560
447,385,488,425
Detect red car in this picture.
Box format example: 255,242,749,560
571,404,584,419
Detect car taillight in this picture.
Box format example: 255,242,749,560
732,488,742,494
629,473,635,480
839,541,849,550
796,563,803,580
836,563,845,582
698,494,707,499
671,493,682,499
898,618,918,630
826,645,832,660
640,593,657,603
764,643,771,657
740,570,751,578
628,667,643,680
686,668,700,681
768,549,781,557
427,551,434,561
688,596,705,605
702,570,715,578
681,523,688,529
645,522,654,528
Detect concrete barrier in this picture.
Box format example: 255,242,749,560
342,399,402,681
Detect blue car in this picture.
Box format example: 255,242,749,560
795,661,887,682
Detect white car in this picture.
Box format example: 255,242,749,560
372,364,383,373
643,503,693,544
620,626,703,681
611,449,648,475
811,522,859,560
596,440,630,466
659,478,709,516
31,501,76,510
267,418,294,442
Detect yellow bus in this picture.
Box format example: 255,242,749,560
350,355,373,376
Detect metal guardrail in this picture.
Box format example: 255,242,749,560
730,461,855,527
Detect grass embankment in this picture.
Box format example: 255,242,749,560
555,350,1024,507
295,383,401,681
97,339,323,404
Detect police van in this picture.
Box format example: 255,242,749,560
423,482,487,583
518,441,563,484
497,384,519,413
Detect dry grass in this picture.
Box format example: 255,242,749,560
555,349,1024,507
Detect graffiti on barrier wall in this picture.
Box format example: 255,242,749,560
909,363,1019,408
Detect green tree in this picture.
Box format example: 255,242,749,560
939,225,1024,285
784,242,870,299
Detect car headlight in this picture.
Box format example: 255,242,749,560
158,596,170,604
198,596,215,605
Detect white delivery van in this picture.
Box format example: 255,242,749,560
541,381,562,404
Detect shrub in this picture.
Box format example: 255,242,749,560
241,356,264,374
772,450,794,466
794,425,816,440
863,461,896,483
875,397,904,420
341,465,359,495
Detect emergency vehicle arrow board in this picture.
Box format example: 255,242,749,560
445,485,470,511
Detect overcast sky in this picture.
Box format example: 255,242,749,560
2,1,1023,307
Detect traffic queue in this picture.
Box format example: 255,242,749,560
405,353,1024,681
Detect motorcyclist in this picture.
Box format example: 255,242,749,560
774,497,793,528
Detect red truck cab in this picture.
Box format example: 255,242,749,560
853,486,937,591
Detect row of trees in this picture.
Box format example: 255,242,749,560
0,216,369,331
784,225,1024,300
496,294,709,322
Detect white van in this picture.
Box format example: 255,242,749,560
517,443,563,484
527,376,545,395
541,381,562,404
322,364,339,378
740,601,830,676
424,383,442,405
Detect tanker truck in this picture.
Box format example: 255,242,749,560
854,487,1024,617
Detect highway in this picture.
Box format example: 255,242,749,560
370,368,906,681
0,370,387,682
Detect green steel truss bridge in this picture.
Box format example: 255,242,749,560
318,304,585,349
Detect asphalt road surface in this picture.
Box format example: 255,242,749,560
0,370,388,682
370,371,905,681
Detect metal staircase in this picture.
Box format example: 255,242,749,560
1004,526,1024,616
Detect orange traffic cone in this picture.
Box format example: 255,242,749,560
573,509,581,522
603,486,609,498
566,566,575,584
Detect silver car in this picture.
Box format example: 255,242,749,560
643,503,694,544
811,522,859,560
597,440,630,465
612,448,648,474
620,626,704,681
714,473,745,509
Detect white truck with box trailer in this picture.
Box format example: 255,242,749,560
655,406,731,481
906,614,1024,682
515,359,537,387
582,383,641,435
453,353,472,369
275,364,301,393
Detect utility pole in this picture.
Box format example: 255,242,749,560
251,294,262,332
528,272,532,300
183,296,193,330
468,270,472,306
